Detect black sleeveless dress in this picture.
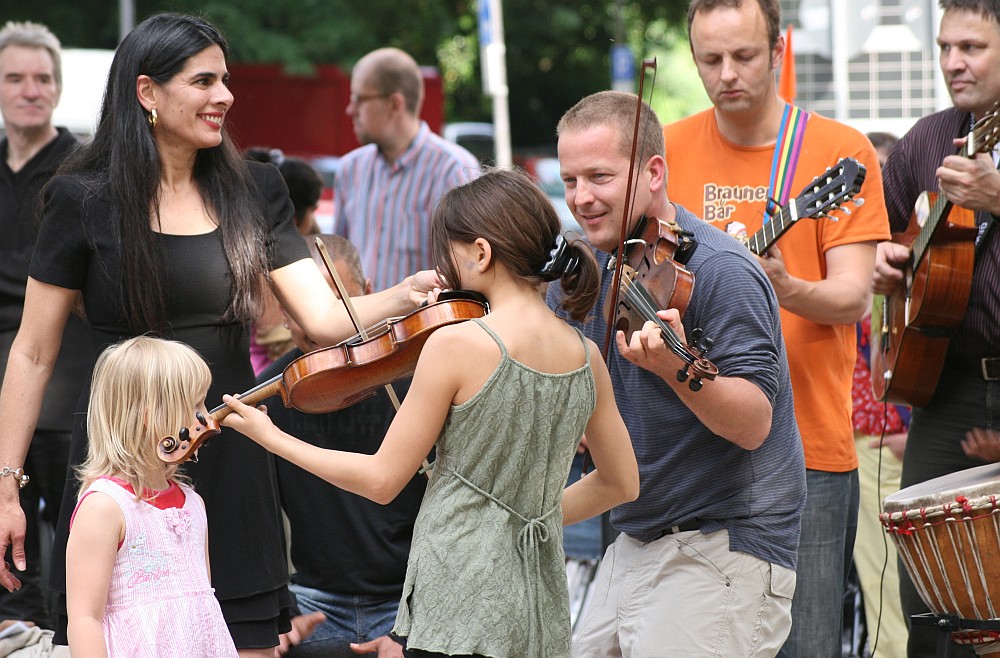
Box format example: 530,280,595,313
30,161,309,646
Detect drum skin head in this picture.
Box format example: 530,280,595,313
881,461,1000,638
883,463,1000,509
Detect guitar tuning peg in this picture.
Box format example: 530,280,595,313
853,197,865,207
840,207,852,216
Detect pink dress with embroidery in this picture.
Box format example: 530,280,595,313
71,478,238,657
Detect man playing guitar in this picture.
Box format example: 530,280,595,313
872,2,1000,657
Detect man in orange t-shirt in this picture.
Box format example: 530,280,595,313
663,1,889,657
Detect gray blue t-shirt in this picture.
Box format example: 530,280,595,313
548,204,805,569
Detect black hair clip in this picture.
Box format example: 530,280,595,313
539,234,580,282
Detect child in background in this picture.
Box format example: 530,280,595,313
66,336,237,658
221,168,639,658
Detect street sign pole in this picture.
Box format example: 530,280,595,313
478,0,512,167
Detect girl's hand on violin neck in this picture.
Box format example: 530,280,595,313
615,309,687,379
219,395,275,444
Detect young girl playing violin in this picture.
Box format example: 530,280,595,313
66,336,237,658
222,168,639,658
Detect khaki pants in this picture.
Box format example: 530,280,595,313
853,432,908,658
573,529,795,658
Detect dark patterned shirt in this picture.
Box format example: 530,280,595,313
882,107,1000,357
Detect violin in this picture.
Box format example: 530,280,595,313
606,215,718,391
602,57,717,392
158,290,489,464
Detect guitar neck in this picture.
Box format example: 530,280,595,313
745,203,796,255
911,128,984,266
910,194,954,267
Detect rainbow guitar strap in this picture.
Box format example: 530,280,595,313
764,103,810,224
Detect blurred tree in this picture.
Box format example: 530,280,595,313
0,0,699,146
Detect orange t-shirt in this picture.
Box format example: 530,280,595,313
664,109,891,472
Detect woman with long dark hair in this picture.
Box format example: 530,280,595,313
0,13,436,655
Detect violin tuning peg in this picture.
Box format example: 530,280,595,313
689,378,703,392
196,411,208,425
676,368,690,383
179,427,190,441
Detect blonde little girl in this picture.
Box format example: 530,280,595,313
66,336,237,657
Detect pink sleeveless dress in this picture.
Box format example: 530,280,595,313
72,478,238,657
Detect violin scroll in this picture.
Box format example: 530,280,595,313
675,329,715,392
158,411,221,465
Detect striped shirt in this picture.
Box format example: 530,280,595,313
333,122,481,291
547,207,805,570
882,107,1000,357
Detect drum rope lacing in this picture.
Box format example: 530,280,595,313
881,494,1000,643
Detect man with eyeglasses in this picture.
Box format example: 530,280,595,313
334,47,480,292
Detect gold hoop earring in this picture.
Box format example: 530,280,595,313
147,108,158,128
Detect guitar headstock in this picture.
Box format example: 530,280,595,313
792,157,867,222
968,101,1000,157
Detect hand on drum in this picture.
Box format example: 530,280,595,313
962,427,1000,463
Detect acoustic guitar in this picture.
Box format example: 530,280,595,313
743,157,866,256
871,104,1000,407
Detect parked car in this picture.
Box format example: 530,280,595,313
521,156,579,236
310,156,341,234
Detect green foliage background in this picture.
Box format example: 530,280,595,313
0,0,710,147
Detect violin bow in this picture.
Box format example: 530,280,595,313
314,238,433,480
603,58,658,358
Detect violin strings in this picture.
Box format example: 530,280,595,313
619,277,693,364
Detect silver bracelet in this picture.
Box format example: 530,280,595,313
0,467,29,489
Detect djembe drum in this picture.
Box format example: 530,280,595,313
881,463,1000,652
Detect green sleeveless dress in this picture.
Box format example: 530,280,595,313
393,318,596,657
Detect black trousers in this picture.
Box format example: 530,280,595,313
897,367,993,658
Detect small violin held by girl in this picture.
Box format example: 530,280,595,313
221,168,639,658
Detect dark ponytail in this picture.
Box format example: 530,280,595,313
431,168,600,321
553,237,599,322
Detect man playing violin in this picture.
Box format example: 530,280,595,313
873,2,1000,656
551,90,805,657
663,2,890,655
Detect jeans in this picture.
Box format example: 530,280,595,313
777,468,859,658
563,453,602,560
286,583,400,658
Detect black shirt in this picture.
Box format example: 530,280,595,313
882,107,1000,357
0,127,78,329
0,126,92,431
261,350,426,598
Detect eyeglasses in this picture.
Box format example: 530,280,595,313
349,92,389,106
